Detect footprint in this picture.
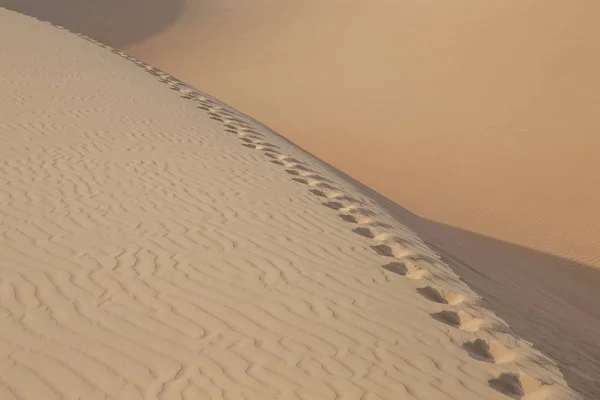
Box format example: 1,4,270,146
417,285,464,305
181,94,200,100
236,126,263,135
463,338,516,363
208,113,224,122
240,135,268,143
323,200,352,210
382,261,428,280
242,139,278,149
265,152,284,160
286,170,328,182
352,226,392,241
353,226,379,239
371,243,415,259
224,121,250,130
489,372,550,399
216,110,235,117
339,213,374,224
299,172,326,179
244,145,281,154
309,189,352,200
283,163,312,172
291,177,338,191
242,142,280,152
431,310,483,332
167,82,186,90
285,169,313,177
158,76,177,84
274,154,304,163
178,87,201,96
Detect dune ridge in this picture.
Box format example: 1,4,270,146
0,8,580,400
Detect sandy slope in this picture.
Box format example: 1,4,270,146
0,8,580,400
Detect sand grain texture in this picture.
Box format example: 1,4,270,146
3,0,600,397
0,9,580,400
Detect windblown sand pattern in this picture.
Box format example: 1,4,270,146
0,8,580,400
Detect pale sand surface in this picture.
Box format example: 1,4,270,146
0,8,582,400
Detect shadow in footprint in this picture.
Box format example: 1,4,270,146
383,260,428,280
339,213,373,224
371,244,413,258
304,174,330,182
240,135,263,142
464,339,510,363
322,200,346,210
287,164,312,172
489,374,525,399
417,286,464,305
309,189,357,203
382,261,411,276
353,226,376,239
488,372,549,399
292,178,338,191
431,310,483,332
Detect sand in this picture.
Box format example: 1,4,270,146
122,2,600,397
0,7,582,400
3,7,600,396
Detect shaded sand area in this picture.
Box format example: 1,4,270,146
0,8,582,400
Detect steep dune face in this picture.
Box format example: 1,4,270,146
125,0,600,270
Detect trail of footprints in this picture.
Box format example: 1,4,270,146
39,22,558,399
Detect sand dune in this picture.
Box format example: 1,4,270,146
0,8,581,400
5,3,597,393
